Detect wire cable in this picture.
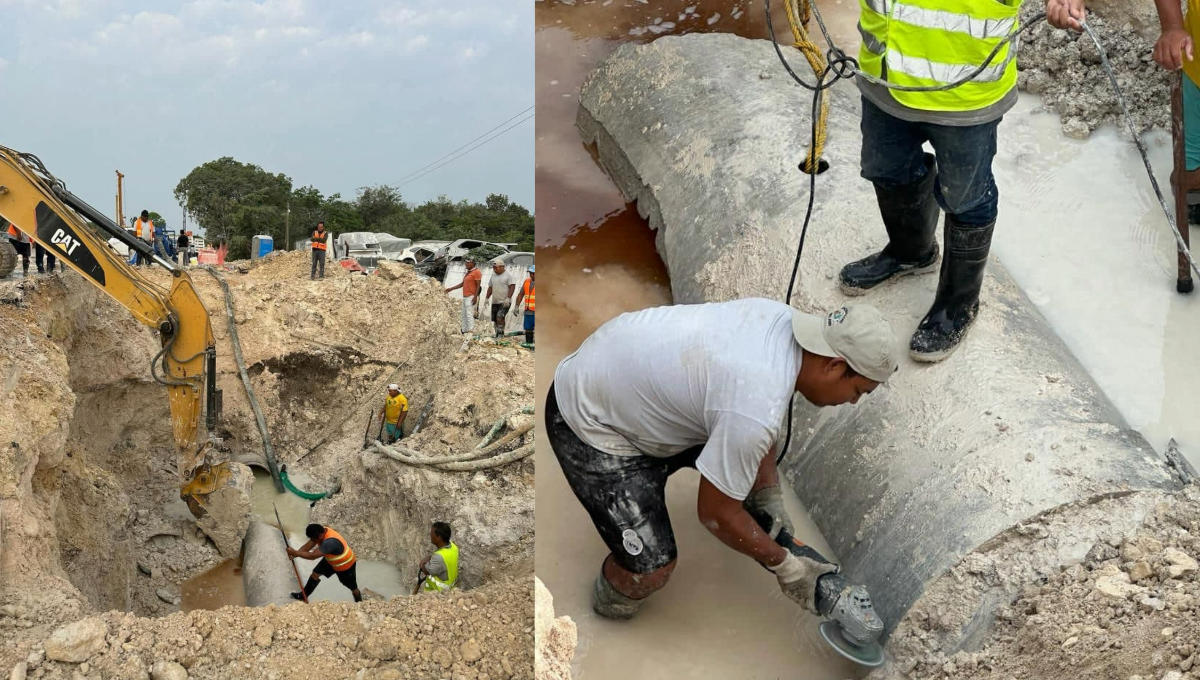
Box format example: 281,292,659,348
390,106,534,187
393,112,534,190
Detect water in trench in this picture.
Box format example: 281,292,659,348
537,0,1200,676
182,467,404,610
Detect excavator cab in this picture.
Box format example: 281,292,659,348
0,145,250,532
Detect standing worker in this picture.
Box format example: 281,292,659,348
379,384,409,444
546,299,897,620
445,257,482,334
133,211,157,267
311,222,329,280
512,265,534,345
287,523,363,602
176,230,189,267
484,259,517,339
414,522,459,594
836,0,1085,362
6,223,31,277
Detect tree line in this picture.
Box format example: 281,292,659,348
171,157,534,259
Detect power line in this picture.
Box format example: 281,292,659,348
391,106,534,187
393,113,533,189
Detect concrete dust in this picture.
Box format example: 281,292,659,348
0,249,534,678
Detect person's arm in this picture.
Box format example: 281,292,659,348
445,282,463,293
693,415,788,568
506,282,516,301
1046,0,1085,30
396,403,408,427
485,284,493,302
287,539,321,560
697,477,788,568
1153,0,1194,70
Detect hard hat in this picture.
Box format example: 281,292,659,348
528,264,535,273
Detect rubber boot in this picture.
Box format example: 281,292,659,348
592,570,643,620
840,153,941,296
909,215,995,362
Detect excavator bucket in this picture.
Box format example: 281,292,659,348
181,460,254,558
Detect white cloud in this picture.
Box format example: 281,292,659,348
405,34,429,52
0,57,7,70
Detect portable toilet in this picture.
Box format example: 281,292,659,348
251,235,274,260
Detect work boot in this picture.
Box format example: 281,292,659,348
840,153,941,296
592,571,643,620
290,592,303,600
909,215,995,362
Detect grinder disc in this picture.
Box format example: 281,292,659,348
818,621,885,667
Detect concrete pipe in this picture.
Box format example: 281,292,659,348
576,33,1189,650
242,521,298,607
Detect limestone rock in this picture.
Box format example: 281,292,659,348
149,661,188,680
535,577,577,680
195,462,254,558
1094,572,1146,600
461,639,483,663
1129,561,1154,582
1164,548,1198,578
253,624,273,648
44,617,108,663
361,629,397,661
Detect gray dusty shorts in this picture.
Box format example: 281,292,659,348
545,381,701,574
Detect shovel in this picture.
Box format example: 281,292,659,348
362,411,375,449
273,504,308,604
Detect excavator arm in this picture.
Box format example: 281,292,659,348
0,144,238,517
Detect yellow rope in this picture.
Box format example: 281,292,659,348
785,0,831,173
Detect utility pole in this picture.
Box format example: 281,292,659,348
285,200,290,252
115,170,125,228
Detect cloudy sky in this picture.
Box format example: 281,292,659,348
0,0,533,230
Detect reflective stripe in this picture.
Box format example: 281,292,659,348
885,46,1012,84
321,528,356,571
891,3,1015,41
862,0,887,15
858,23,886,55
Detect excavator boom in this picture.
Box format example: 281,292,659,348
0,144,240,519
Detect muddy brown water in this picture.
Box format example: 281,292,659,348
535,1,868,677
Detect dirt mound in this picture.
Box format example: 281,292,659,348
3,576,533,680
534,577,575,680
878,484,1200,680
1017,1,1170,139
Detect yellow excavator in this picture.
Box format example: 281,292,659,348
0,144,248,523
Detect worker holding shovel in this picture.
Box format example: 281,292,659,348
288,523,362,602
378,384,408,444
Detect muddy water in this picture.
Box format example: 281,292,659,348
992,98,1200,470
181,556,247,612
537,5,867,677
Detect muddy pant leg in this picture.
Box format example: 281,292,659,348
524,311,534,344
924,118,1001,225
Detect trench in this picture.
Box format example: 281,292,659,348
536,1,1200,678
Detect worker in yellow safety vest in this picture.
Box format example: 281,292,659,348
288,523,362,602
415,521,459,594
310,222,328,280
378,383,408,443
836,0,1084,362
511,264,534,345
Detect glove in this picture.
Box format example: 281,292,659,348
743,486,794,540
769,552,838,614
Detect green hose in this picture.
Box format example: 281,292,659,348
280,468,328,501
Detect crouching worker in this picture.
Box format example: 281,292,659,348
288,523,362,602
546,299,898,619
414,521,459,594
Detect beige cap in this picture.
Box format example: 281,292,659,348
388,384,399,391
791,304,898,383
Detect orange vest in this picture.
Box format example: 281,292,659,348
311,231,327,251
320,527,355,571
523,278,535,312
6,225,29,243
135,219,154,239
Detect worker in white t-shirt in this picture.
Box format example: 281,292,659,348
546,298,898,620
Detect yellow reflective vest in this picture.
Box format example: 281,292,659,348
857,0,1022,112
423,542,459,593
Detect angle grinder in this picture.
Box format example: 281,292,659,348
749,507,886,667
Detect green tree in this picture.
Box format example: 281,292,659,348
355,185,406,229
175,157,292,257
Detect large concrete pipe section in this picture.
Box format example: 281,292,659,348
576,33,1189,649
242,521,297,607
